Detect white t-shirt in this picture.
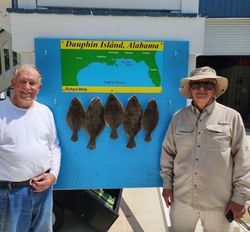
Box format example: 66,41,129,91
0,98,61,181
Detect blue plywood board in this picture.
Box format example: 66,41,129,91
35,38,188,189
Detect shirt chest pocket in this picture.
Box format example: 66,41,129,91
175,126,194,149
205,125,231,151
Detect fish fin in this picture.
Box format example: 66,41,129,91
127,137,136,148
110,129,118,140
87,137,96,149
71,132,78,142
145,133,151,142
81,120,85,128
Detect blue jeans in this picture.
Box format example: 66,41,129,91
0,186,53,232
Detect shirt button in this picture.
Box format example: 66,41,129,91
196,158,199,161
194,184,197,187
197,145,200,148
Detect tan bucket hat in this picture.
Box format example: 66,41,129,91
179,66,228,99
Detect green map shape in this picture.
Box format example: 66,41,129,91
61,50,161,87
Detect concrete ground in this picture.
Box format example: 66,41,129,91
57,188,250,232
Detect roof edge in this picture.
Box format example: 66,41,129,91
6,7,198,17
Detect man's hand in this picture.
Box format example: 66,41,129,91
162,188,173,207
31,173,56,192
225,200,246,221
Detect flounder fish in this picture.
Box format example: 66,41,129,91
85,97,105,149
141,99,159,142
66,97,85,142
123,96,142,148
104,94,124,139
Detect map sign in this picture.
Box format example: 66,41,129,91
61,40,163,93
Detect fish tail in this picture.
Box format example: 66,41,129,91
127,137,136,148
145,133,151,142
110,129,118,140
71,132,78,142
87,137,96,149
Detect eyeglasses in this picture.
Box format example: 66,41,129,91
189,81,216,90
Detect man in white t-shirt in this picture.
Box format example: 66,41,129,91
0,64,61,232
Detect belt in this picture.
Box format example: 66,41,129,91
0,169,50,190
0,179,32,189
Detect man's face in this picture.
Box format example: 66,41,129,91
11,68,41,109
190,78,216,108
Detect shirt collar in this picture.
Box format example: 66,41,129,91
191,99,216,115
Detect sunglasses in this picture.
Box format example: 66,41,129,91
189,81,216,90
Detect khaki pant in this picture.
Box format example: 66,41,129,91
169,200,232,232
